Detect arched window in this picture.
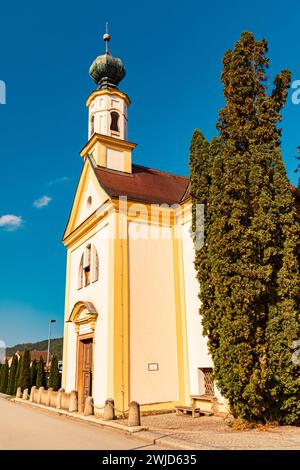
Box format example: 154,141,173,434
110,111,119,132
84,244,91,286
78,244,99,289
78,254,84,289
92,247,99,282
90,115,95,136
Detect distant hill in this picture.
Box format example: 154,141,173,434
6,337,63,360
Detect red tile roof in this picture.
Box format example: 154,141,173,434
94,164,189,205
29,350,49,362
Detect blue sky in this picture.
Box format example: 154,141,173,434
0,0,299,346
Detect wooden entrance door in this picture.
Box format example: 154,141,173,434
77,337,93,412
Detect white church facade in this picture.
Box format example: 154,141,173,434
61,32,226,415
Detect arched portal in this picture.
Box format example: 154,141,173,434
68,301,98,412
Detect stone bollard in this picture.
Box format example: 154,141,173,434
84,396,94,416
128,401,141,427
103,398,115,421
69,390,78,412
16,387,22,399
46,387,53,407
22,388,29,400
37,386,45,405
56,388,65,409
211,397,218,415
30,386,36,402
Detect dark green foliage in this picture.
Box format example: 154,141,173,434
0,360,9,393
20,349,31,392
36,356,45,388
14,355,22,394
6,355,18,395
190,130,212,232
48,355,60,391
30,359,37,388
190,31,300,424
265,150,300,423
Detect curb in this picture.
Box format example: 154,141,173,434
12,398,147,434
134,431,207,450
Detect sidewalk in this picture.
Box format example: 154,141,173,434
135,413,300,450
5,396,300,450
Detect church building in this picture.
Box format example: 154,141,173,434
61,31,227,415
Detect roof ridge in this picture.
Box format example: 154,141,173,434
132,163,189,180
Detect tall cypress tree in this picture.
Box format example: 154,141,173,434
0,362,4,392
6,355,18,395
20,349,31,392
36,356,45,388
0,360,9,393
30,359,37,388
48,355,60,391
14,355,22,394
191,31,300,423
190,129,212,232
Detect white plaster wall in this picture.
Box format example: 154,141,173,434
65,322,76,391
181,222,213,392
88,94,128,140
66,222,111,406
129,223,179,404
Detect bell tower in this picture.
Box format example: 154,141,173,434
81,27,136,173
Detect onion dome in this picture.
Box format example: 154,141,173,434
89,26,126,89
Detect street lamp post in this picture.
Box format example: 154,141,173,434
46,319,56,371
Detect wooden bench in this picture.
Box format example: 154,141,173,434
190,395,217,414
175,406,201,418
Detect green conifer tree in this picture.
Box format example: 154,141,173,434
0,364,4,392
6,355,18,395
48,355,60,391
14,355,22,394
0,360,9,394
36,356,45,388
191,31,300,423
30,359,37,388
20,349,31,392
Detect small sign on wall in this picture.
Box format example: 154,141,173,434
148,363,159,371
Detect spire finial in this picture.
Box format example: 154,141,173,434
90,24,126,89
103,22,110,55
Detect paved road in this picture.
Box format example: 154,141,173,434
0,398,159,450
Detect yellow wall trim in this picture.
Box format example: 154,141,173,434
80,133,136,159
63,201,114,248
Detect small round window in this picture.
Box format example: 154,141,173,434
87,196,92,209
